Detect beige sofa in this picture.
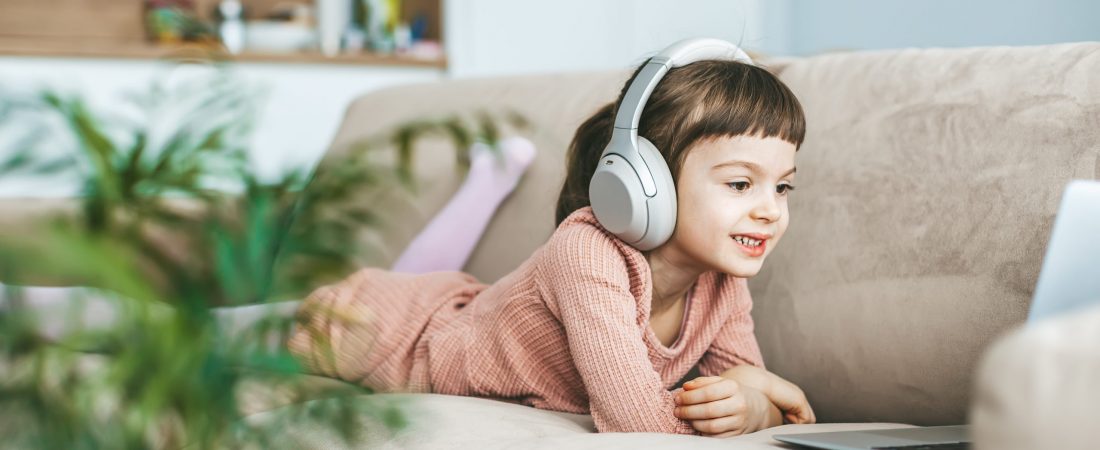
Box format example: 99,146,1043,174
6,42,1100,448
258,41,1098,448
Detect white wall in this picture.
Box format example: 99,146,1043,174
787,0,1100,56
443,0,1099,76
444,0,785,78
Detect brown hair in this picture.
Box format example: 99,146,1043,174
555,60,806,226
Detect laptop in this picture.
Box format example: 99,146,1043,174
772,179,1100,450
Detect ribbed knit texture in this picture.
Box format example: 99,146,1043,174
287,206,764,434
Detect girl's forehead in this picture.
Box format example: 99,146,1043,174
687,135,797,169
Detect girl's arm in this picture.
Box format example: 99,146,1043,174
695,277,765,375
536,224,696,435
694,277,814,424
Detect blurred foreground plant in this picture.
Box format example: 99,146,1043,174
0,64,527,448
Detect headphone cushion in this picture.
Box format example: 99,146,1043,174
634,137,677,250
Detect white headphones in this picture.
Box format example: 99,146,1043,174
588,38,754,250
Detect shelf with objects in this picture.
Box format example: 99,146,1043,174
0,0,446,68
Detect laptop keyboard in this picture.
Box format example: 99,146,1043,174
871,443,970,450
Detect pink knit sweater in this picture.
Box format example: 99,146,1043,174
287,206,764,434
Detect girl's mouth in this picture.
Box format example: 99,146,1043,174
732,234,767,257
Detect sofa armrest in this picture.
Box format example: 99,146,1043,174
0,195,226,288
0,197,82,228
970,304,1100,449
0,197,84,285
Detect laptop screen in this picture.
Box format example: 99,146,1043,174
1027,179,1100,323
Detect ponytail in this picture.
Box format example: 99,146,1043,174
555,102,615,226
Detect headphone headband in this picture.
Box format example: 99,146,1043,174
611,38,754,132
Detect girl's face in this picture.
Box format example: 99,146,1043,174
666,135,797,278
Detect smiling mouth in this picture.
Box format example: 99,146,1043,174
731,235,767,257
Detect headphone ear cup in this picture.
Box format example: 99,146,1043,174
590,152,649,244
633,137,677,250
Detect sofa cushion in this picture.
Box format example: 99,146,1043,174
319,70,627,285
243,392,915,449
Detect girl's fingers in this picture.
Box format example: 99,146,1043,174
690,414,747,436
678,379,739,405
776,391,816,424
782,408,803,424
784,406,816,424
682,376,723,390
674,395,744,420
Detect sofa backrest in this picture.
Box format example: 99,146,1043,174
321,69,624,282
319,42,1100,425
755,42,1099,425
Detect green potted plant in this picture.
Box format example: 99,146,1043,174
0,64,527,449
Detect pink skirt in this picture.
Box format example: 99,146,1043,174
287,267,488,392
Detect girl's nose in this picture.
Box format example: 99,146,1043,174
750,190,781,222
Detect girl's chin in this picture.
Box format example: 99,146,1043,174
719,258,765,278
724,269,761,278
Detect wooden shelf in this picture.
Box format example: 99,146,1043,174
0,0,446,69
0,38,446,68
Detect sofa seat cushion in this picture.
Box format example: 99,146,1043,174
244,392,915,449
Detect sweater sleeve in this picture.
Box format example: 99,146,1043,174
698,277,765,377
536,224,697,435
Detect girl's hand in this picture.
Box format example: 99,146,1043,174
720,365,817,425
672,376,775,437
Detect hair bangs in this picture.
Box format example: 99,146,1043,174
680,62,806,152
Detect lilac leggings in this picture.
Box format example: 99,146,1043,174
389,136,536,274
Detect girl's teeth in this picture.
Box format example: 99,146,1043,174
735,236,762,247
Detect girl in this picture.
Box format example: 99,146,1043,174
288,39,816,437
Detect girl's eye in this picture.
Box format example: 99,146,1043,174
727,181,750,192
778,184,796,195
